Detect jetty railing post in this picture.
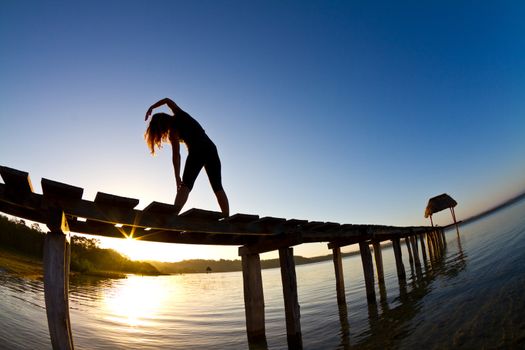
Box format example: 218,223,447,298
372,241,385,286
279,247,302,349
391,238,406,281
359,241,376,304
43,209,74,350
241,253,266,343
331,246,347,305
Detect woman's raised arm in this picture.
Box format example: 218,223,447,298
145,98,180,120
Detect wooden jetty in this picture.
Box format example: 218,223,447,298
0,165,446,350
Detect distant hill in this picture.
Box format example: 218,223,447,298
461,191,525,226
149,250,362,274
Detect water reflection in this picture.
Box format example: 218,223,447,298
102,276,170,327
339,229,467,349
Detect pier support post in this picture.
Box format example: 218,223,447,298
241,253,266,343
331,247,347,305
410,236,421,266
391,238,406,281
405,237,414,266
279,247,302,349
43,210,74,350
359,241,376,304
419,234,427,263
372,241,385,286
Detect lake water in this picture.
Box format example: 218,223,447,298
1,197,524,349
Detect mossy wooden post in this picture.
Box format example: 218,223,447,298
43,209,74,350
372,241,385,286
359,241,376,304
279,247,302,349
391,238,406,281
331,246,346,305
241,253,265,343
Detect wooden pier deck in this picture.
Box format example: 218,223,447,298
0,165,446,349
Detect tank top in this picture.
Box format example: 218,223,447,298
172,110,211,150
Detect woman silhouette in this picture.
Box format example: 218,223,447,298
144,98,229,216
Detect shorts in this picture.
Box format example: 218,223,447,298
182,139,224,193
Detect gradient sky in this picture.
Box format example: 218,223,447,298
1,1,524,261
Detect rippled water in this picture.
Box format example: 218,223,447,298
1,198,524,349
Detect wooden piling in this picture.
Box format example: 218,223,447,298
419,234,427,262
241,253,266,342
359,241,376,304
410,236,421,266
372,241,385,286
331,247,346,305
391,238,406,281
405,237,414,266
279,247,302,349
43,210,74,350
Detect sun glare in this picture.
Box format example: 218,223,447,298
102,275,170,327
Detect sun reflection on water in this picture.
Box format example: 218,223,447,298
102,276,170,328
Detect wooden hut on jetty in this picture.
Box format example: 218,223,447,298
425,193,459,234
0,165,446,349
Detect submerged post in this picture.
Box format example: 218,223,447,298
359,241,376,304
391,238,406,281
241,253,266,343
331,246,347,305
279,247,302,349
43,209,74,350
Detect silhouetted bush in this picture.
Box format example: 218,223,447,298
0,215,159,275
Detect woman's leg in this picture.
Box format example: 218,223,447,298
174,184,190,215
214,189,229,217
204,144,229,216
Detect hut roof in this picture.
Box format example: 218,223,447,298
424,193,457,218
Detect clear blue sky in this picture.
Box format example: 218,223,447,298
1,1,524,261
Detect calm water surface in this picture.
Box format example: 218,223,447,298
1,198,525,349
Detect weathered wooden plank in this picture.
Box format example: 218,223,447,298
359,241,376,304
241,253,266,343
223,213,260,224
42,178,83,200
142,201,178,214
43,210,74,350
94,192,139,209
179,208,224,221
0,166,34,202
279,247,302,349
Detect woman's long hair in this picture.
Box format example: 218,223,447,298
144,113,174,155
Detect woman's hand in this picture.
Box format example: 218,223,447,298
145,106,154,121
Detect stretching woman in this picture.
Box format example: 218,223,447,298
144,98,229,216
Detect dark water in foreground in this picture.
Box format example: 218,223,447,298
1,198,525,349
